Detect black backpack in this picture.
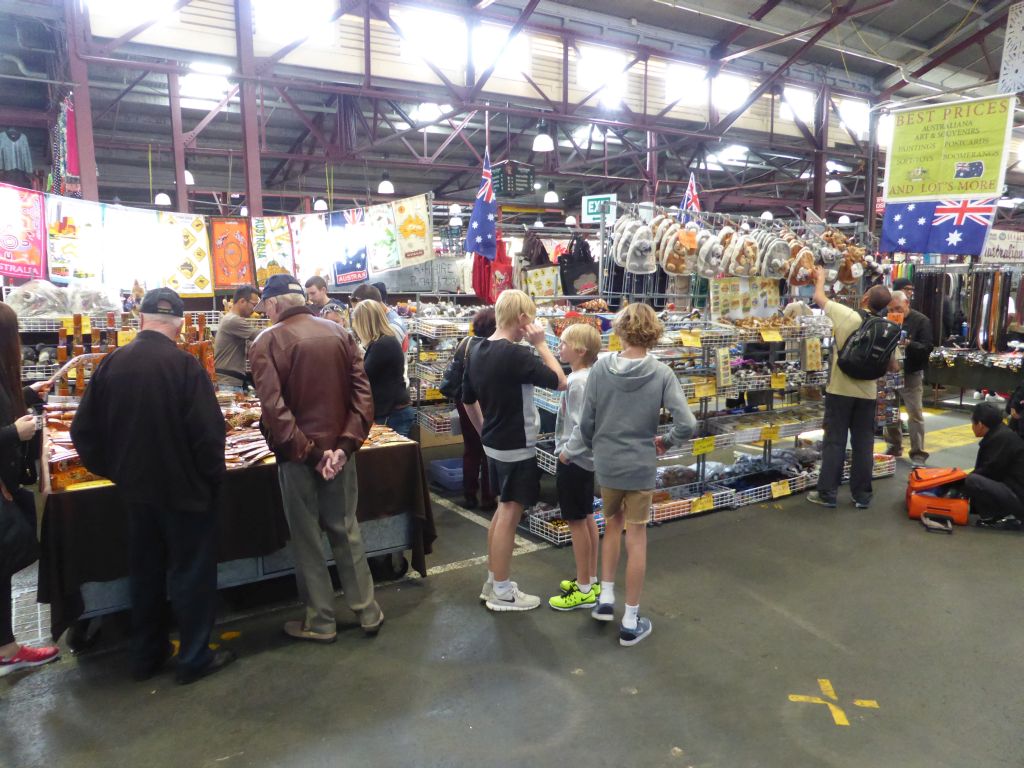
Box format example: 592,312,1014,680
837,310,901,380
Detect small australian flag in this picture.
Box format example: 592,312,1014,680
954,161,984,179
465,149,498,261
880,201,937,253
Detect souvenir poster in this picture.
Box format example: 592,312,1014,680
329,209,369,286
288,213,332,284
0,183,46,279
100,204,163,291
210,217,255,289
250,216,295,285
365,203,400,275
45,195,103,284
391,194,432,267
156,212,214,297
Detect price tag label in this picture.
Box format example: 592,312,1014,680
770,480,792,498
760,329,783,342
690,493,715,513
678,331,702,348
694,382,716,399
770,372,787,389
116,329,137,346
62,317,92,334
760,425,780,442
425,387,444,400
692,435,716,455
419,351,439,362
608,334,622,352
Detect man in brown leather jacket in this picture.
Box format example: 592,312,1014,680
249,274,383,643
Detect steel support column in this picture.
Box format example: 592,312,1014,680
812,84,829,217
865,106,879,230
64,0,99,201
234,0,263,215
644,130,657,202
167,72,189,212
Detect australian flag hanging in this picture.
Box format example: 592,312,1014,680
880,201,937,253
926,198,996,255
465,149,498,261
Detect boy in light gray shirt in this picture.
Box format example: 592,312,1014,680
580,303,695,646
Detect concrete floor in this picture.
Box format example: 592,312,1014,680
3,407,1024,768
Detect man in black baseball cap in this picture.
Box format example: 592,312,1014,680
71,285,234,684
254,274,306,315
892,277,914,302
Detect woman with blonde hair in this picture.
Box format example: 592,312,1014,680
351,299,414,437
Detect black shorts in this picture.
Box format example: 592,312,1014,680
488,456,541,508
556,461,595,521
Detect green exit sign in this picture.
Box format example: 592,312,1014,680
581,194,617,225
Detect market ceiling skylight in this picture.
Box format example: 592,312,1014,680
665,63,707,108
711,73,751,114
394,8,467,70
780,87,815,124
473,24,530,79
577,46,629,109
254,0,335,46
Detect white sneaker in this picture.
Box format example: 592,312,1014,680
480,580,516,602
486,585,541,612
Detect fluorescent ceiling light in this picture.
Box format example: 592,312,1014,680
394,8,467,70
717,144,749,165
578,46,628,109
183,169,195,186
240,206,249,216
254,0,335,45
665,63,707,108
543,182,558,204
711,72,751,113
312,198,328,211
473,23,530,78
377,172,394,195
825,179,843,194
154,192,171,206
189,61,232,77
780,87,815,124
180,72,231,100
533,182,542,190
839,98,870,140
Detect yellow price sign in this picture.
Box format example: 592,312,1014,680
62,317,92,334
116,329,137,346
419,351,440,362
607,334,622,352
770,372,788,389
760,329,783,342
694,382,716,399
679,331,702,348
690,492,715,514
425,387,444,400
692,435,716,456
760,425,781,442
771,479,792,499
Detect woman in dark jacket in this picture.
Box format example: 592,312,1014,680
352,300,415,437
456,308,496,511
0,302,59,676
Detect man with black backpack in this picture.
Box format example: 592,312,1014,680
808,267,900,510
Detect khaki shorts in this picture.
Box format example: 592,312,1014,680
600,488,653,526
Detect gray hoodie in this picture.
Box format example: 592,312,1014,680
580,353,697,490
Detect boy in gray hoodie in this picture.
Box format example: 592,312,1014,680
580,303,696,646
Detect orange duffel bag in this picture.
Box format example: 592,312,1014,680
906,467,970,526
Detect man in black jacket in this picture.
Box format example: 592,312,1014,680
886,291,933,466
963,403,1024,529
71,288,234,684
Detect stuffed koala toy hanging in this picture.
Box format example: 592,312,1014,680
624,221,657,274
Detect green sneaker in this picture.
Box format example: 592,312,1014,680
549,584,598,611
558,579,601,596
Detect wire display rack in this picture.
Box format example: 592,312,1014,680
707,407,826,444
18,315,140,333
714,470,816,508
411,317,471,339
534,387,561,414
412,361,447,384
22,363,59,381
525,504,606,547
417,405,454,435
649,482,737,524
536,436,558,475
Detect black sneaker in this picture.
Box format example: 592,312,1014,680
619,617,653,647
806,492,837,509
176,649,237,685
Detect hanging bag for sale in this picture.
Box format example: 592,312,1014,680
560,233,599,296
906,467,970,526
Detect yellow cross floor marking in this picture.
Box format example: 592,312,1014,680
788,678,880,726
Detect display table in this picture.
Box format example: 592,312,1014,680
36,441,436,641
925,360,1023,404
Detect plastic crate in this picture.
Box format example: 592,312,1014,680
525,505,606,547
649,482,736,524
716,470,814,508
428,458,463,490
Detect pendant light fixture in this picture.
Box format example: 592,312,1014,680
543,181,558,204
533,218,544,228
837,214,851,224
565,215,577,226
760,211,774,221
377,171,395,195
183,169,195,186
449,216,463,228
240,205,249,217
154,192,171,206
313,198,329,211
532,119,554,153
825,179,843,194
